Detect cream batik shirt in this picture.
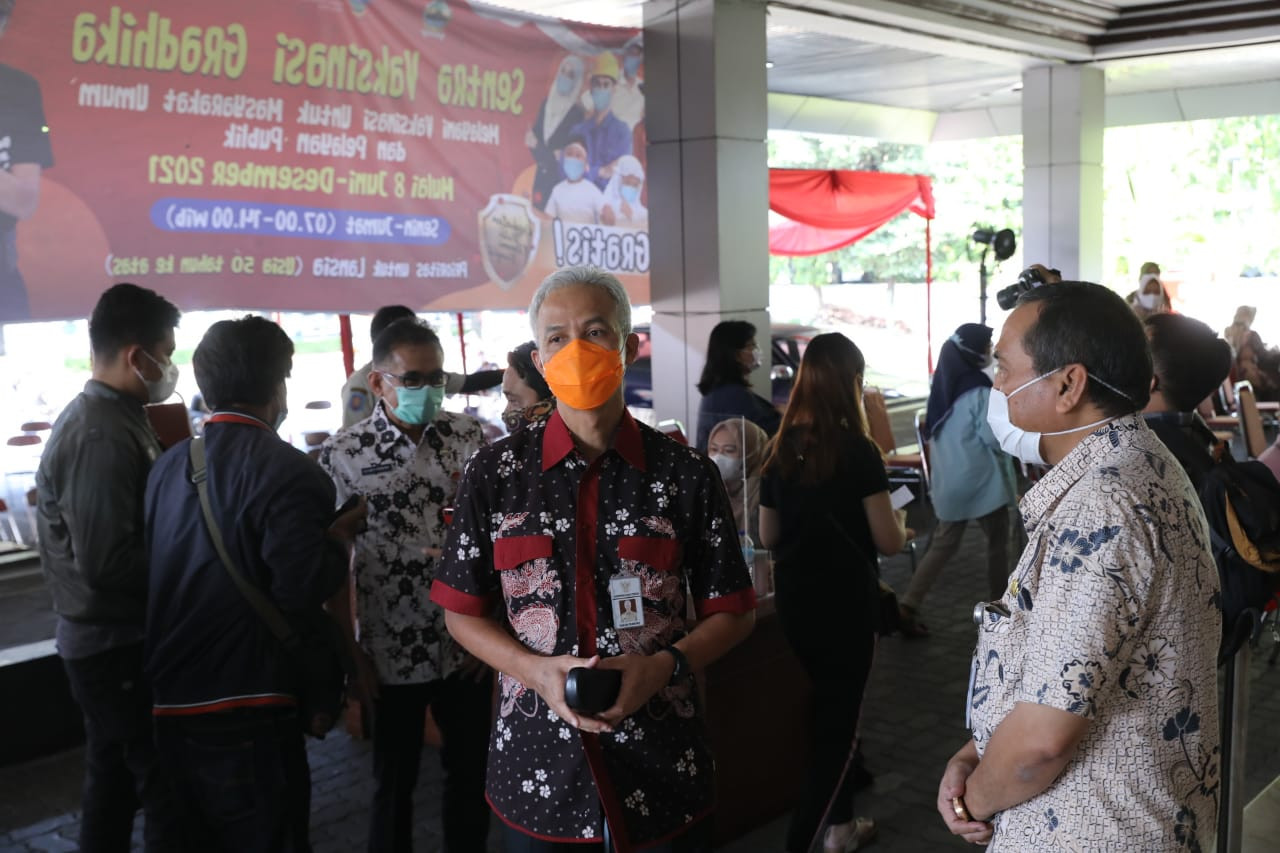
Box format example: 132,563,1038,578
968,415,1220,851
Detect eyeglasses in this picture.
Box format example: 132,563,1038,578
378,370,446,390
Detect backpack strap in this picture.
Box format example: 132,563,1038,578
188,436,298,647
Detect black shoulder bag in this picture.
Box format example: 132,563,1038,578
824,511,902,636
188,436,349,738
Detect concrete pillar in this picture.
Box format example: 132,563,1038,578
1021,66,1104,283
643,0,770,431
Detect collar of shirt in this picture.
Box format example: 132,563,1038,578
372,399,444,451
207,411,273,430
83,378,143,409
1020,413,1145,533
541,407,645,472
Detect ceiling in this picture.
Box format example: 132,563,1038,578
477,0,1280,140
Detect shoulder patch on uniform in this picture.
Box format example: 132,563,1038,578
348,391,367,411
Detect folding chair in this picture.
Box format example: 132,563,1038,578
1234,381,1268,459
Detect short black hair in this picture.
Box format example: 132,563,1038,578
696,320,756,394
193,316,293,409
508,341,551,400
1145,313,1232,412
88,283,180,359
1017,281,1152,416
370,305,416,343
373,318,441,367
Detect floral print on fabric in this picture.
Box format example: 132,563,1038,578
967,416,1220,851
319,403,485,684
430,410,755,845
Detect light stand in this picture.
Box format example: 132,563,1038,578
971,228,1016,323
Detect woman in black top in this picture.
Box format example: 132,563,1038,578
759,332,907,853
694,320,781,451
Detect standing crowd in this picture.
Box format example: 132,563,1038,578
33,261,1249,852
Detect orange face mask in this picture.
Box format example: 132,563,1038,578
542,339,625,410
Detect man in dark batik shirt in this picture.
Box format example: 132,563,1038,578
431,266,756,852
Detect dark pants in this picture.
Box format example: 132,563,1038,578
369,674,493,853
502,817,712,852
155,710,311,853
62,642,180,853
773,564,877,853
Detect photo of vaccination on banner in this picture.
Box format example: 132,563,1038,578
0,0,651,323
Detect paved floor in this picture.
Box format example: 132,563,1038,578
4,517,1280,851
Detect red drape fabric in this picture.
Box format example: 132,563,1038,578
768,169,935,257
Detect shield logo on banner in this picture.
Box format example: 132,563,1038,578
478,194,540,291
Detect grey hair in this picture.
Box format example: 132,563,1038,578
527,265,632,339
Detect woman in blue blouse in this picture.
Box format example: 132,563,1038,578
898,323,1016,637
694,320,781,451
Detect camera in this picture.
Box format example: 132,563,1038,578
996,266,1060,310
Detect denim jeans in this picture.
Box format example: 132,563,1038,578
155,709,311,853
61,642,181,852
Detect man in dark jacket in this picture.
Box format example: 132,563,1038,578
35,282,182,852
1141,313,1234,489
145,315,364,850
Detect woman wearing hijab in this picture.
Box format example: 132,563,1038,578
1125,261,1172,320
526,55,587,211
706,417,767,544
897,323,1017,637
1224,304,1257,356
600,155,647,227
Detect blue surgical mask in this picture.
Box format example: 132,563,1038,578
623,55,641,77
392,384,444,426
555,72,576,96
563,157,586,182
620,184,640,204
591,88,613,112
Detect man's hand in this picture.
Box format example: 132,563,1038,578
938,746,993,845
349,646,381,709
329,497,368,545
594,652,674,726
522,653,613,734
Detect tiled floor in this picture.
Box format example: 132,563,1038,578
4,521,1280,851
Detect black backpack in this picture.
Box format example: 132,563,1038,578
1198,450,1280,664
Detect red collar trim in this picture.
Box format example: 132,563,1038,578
541,409,646,472
207,412,272,431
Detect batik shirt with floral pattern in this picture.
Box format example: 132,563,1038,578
968,415,1220,851
320,402,484,684
431,410,756,846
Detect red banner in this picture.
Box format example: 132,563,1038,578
0,0,648,322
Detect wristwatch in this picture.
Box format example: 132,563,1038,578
659,644,689,684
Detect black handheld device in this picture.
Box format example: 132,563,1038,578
564,667,622,715
331,493,361,525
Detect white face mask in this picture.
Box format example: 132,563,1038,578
985,369,1123,465
710,453,743,484
1137,292,1162,311
136,350,179,403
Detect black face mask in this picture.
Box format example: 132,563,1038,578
502,399,554,434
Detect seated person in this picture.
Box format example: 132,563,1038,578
707,417,767,545
1142,313,1233,489
1126,263,1172,320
